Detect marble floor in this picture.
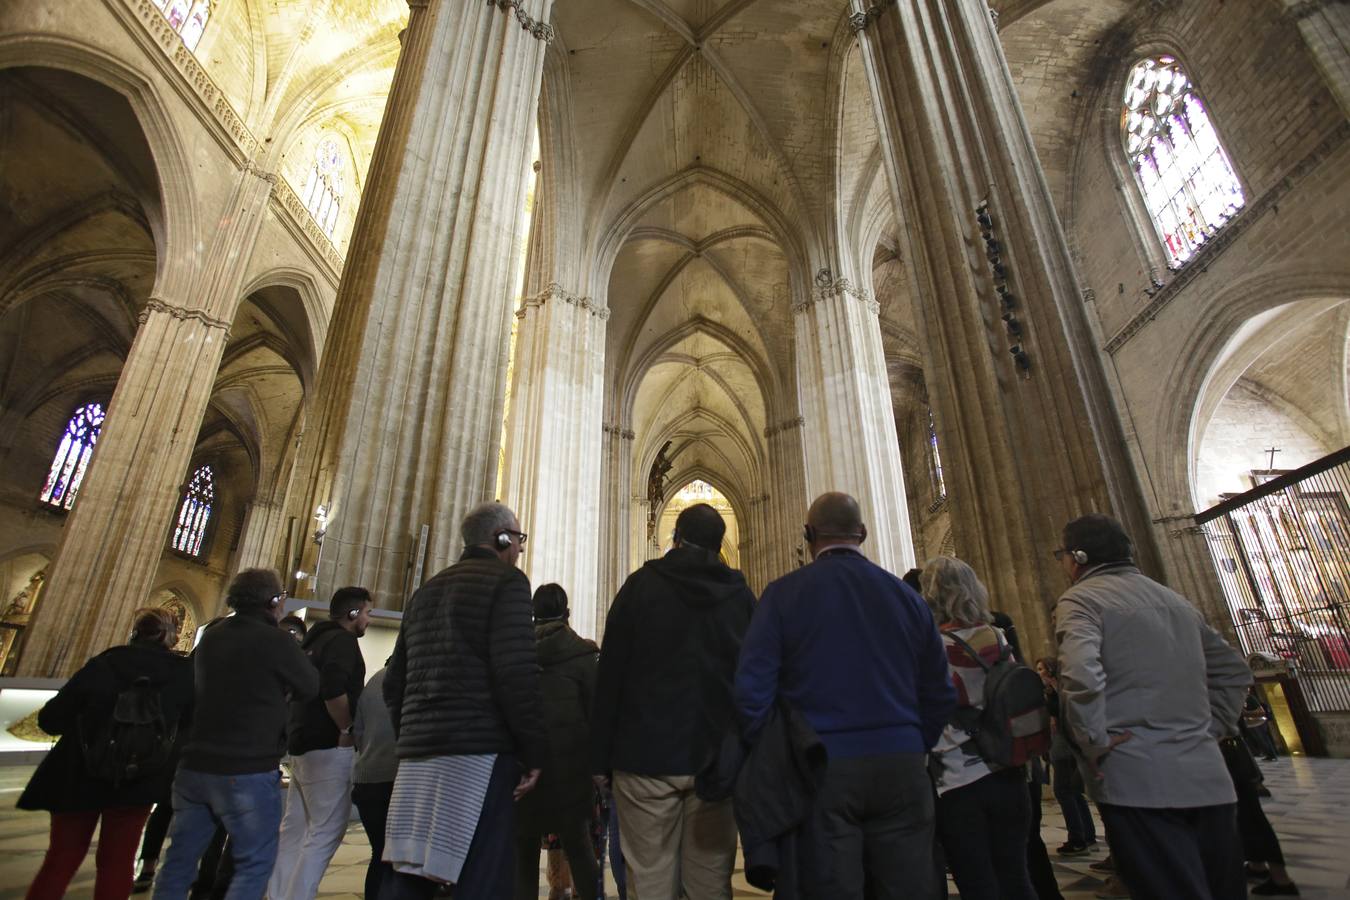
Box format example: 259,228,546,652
1,757,1348,899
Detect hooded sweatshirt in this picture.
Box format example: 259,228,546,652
591,545,756,776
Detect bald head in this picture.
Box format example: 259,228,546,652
806,492,865,544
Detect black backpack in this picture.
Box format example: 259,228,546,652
944,629,1051,769
81,675,177,786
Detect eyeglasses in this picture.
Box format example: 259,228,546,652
506,530,528,547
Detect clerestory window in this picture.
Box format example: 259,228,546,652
1122,56,1244,268
155,0,211,53
171,465,215,557
40,402,106,510
301,137,346,239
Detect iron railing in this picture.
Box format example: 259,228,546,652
1198,446,1350,714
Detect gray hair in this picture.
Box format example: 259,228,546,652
461,502,517,547
919,556,993,626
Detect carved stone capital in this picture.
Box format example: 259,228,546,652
139,297,232,337
764,416,805,438
486,0,555,42
849,0,896,33
795,276,880,315
522,281,610,319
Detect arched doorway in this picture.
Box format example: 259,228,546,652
656,479,742,570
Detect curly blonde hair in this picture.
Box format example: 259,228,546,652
919,556,993,626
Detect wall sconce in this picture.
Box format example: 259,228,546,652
313,504,329,544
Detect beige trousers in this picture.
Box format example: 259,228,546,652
612,772,736,900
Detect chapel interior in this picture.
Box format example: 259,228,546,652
0,0,1348,760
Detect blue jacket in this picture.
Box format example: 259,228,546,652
735,548,956,759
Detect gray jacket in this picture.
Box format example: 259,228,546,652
1054,563,1250,809
353,668,398,784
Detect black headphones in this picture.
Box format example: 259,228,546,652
495,530,513,550
1069,548,1089,565
802,524,868,544
347,606,361,620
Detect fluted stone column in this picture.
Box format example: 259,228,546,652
233,499,288,574
597,424,635,637
19,169,275,676
794,273,915,574
853,0,1159,652
500,283,607,638
1281,0,1350,118
765,416,810,577
288,0,554,608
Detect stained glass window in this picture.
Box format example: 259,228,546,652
152,0,211,52
172,465,215,557
1122,56,1244,268
302,138,345,239
927,407,946,501
40,403,105,510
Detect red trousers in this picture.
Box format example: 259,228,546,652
26,806,153,900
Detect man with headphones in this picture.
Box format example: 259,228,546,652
1054,514,1250,900
592,502,755,900
270,587,372,900
381,502,546,900
734,492,955,899
153,569,319,900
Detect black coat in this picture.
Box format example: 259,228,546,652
516,621,598,834
733,701,827,898
18,641,194,813
592,546,755,776
384,547,547,767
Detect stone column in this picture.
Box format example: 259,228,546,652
853,0,1159,652
233,499,288,574
765,415,810,577
287,0,554,608
1281,0,1350,119
597,423,635,633
500,283,607,639
17,169,275,676
794,272,916,574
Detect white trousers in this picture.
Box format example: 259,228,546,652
267,746,355,900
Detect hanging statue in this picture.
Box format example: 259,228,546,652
647,441,676,541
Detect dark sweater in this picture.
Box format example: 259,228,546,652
287,619,365,755
592,546,755,776
383,547,547,767
18,641,194,813
735,549,957,759
180,610,319,774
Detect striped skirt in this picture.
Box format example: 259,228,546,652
383,753,497,884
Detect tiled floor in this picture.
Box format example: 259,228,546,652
1,757,1348,898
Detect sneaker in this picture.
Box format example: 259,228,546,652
1094,875,1129,899
132,862,155,895
1058,842,1089,856
1251,879,1300,896
1090,855,1115,873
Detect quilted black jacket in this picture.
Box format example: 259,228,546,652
383,547,547,767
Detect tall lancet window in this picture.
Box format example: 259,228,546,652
41,402,106,510
927,407,947,502
301,138,346,239
1122,56,1244,268
154,0,211,52
172,465,215,557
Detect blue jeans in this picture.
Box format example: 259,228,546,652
152,768,283,900
1051,759,1097,845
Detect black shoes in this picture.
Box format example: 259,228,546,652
1057,841,1090,856
1251,879,1300,895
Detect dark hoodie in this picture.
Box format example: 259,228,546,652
592,545,756,776
517,621,599,830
